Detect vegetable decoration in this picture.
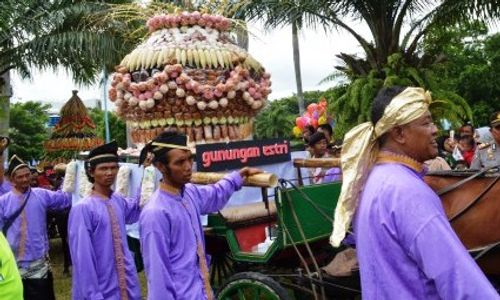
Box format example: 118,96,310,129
44,90,103,152
110,12,272,145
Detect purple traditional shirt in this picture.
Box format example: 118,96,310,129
68,192,141,300
139,171,243,300
354,162,499,299
0,187,70,268
0,180,12,196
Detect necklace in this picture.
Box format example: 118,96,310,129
376,151,425,174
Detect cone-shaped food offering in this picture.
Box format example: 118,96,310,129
110,12,272,145
44,90,103,152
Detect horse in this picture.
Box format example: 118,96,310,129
424,169,500,277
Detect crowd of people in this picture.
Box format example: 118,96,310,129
0,132,261,300
0,86,499,299
425,113,500,171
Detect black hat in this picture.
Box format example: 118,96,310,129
308,132,327,146
7,155,29,176
87,141,119,167
139,131,189,165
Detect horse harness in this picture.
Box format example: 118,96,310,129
432,164,500,260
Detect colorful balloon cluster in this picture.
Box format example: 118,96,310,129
293,98,333,138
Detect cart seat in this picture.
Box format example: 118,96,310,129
220,201,277,224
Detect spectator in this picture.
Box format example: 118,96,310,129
458,135,476,168
471,111,500,169
302,125,315,144
318,123,333,144
459,123,474,138
307,132,331,184
29,169,39,188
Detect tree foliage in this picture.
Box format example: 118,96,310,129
0,0,133,84
422,23,500,126
9,101,50,161
88,107,127,149
254,88,346,140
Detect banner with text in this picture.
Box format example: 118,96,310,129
196,139,291,172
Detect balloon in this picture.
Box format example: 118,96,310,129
311,119,319,128
318,115,327,125
295,116,305,129
317,106,325,116
292,126,302,138
307,103,318,113
313,111,319,119
303,117,312,126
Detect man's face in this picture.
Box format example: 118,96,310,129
90,162,119,187
163,149,193,186
460,126,474,138
491,124,500,144
401,111,439,162
11,167,31,191
312,139,328,157
317,128,331,143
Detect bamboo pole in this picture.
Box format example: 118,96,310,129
293,158,341,168
191,172,278,188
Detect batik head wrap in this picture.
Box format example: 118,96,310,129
330,87,432,247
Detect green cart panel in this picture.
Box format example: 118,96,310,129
277,181,341,247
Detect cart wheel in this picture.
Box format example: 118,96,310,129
210,252,234,289
217,272,292,300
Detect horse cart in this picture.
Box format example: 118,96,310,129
201,159,500,299
203,158,359,300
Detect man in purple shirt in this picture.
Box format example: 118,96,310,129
68,141,142,300
331,86,498,299
0,155,71,300
139,131,261,300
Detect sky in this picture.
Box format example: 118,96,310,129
10,20,370,112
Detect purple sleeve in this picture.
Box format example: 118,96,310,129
409,215,498,299
140,210,177,299
68,204,104,300
323,167,342,183
193,171,243,215
119,193,141,224
42,189,71,211
0,181,11,196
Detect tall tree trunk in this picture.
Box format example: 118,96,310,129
0,71,11,137
292,21,305,115
0,71,11,164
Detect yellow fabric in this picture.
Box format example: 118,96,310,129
491,112,500,126
151,142,190,151
330,87,432,247
0,233,23,300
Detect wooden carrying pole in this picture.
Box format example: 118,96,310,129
293,158,341,168
191,172,278,188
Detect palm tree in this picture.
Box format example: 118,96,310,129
0,0,133,138
254,101,295,139
224,0,337,115
233,0,500,136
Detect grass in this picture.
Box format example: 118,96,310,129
49,238,148,299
